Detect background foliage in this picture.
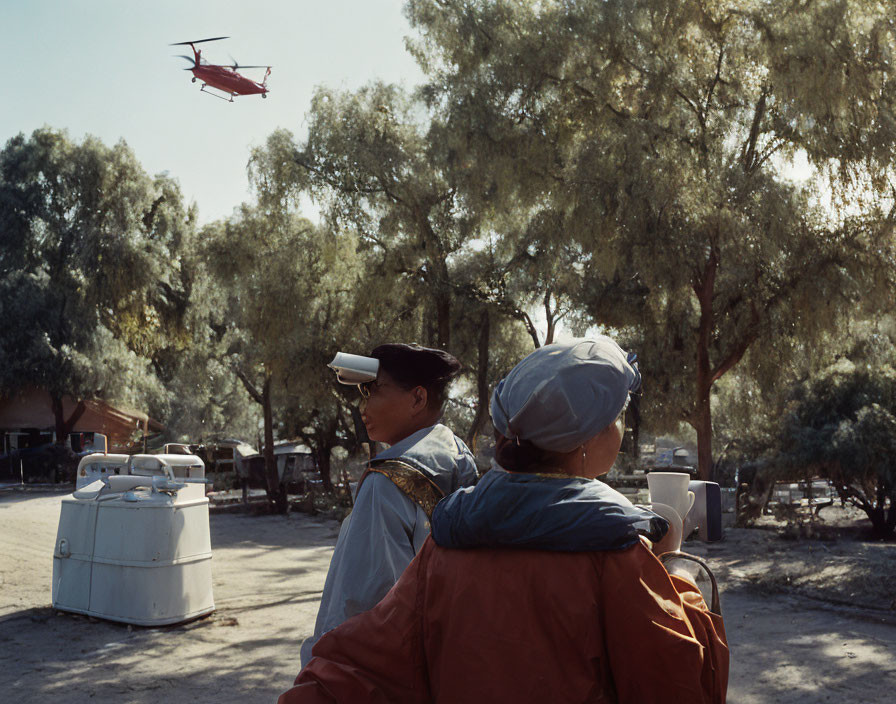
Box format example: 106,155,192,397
2,1,895,524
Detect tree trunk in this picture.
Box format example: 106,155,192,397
50,395,87,447
418,215,452,350
885,499,896,539
435,292,451,350
628,393,641,460
863,492,896,539
234,365,287,513
466,308,491,450
888,493,896,535
349,406,370,451
51,395,66,446
693,248,718,482
867,505,888,538
516,309,541,349
543,290,561,346
694,393,713,482
735,471,776,526
261,376,287,514
317,445,334,493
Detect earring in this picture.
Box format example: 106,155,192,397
581,447,587,474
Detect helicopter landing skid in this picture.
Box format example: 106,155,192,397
199,84,236,102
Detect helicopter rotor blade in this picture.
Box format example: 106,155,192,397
232,65,269,69
170,36,229,46
175,55,196,63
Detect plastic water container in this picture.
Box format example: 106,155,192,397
52,454,214,626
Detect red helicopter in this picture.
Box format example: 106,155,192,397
172,37,270,101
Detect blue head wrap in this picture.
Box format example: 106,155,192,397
490,337,641,453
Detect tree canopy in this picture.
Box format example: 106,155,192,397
778,356,896,538
0,128,199,442
404,0,896,478
4,1,896,506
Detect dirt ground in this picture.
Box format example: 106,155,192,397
1,490,894,703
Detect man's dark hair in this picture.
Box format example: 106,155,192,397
371,343,462,410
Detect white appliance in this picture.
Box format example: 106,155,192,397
682,480,723,542
75,454,130,489
53,454,214,626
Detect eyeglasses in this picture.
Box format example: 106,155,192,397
358,380,390,398
357,380,410,399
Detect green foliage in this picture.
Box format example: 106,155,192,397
404,0,896,477
251,85,475,350
250,91,536,450
159,346,260,444
201,205,357,386
199,192,371,496
8,1,896,492
779,359,896,537
0,128,198,421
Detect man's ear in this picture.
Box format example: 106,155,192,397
410,386,428,415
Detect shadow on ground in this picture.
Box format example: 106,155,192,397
209,510,342,551
0,604,303,703
723,584,896,704
0,494,342,703
0,486,73,505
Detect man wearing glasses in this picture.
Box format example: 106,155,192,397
299,343,479,668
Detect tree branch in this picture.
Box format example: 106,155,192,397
752,136,787,172
518,309,541,349
675,88,704,126
710,310,760,384
741,87,769,172
295,155,383,197
234,366,264,405
703,44,725,117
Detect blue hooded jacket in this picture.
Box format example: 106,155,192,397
369,423,478,496
432,467,668,552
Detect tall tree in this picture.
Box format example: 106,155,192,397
406,0,896,479
201,201,366,510
251,86,477,350
250,96,548,449
779,358,896,539
0,128,197,443
448,236,569,446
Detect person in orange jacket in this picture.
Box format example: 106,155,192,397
281,337,728,703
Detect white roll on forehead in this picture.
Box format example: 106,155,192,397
490,337,638,453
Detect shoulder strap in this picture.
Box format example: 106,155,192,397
360,459,446,519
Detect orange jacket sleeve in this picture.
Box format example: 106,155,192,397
278,543,432,704
598,543,729,704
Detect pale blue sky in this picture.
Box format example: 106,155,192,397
0,0,425,223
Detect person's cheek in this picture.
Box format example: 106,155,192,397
367,395,391,426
